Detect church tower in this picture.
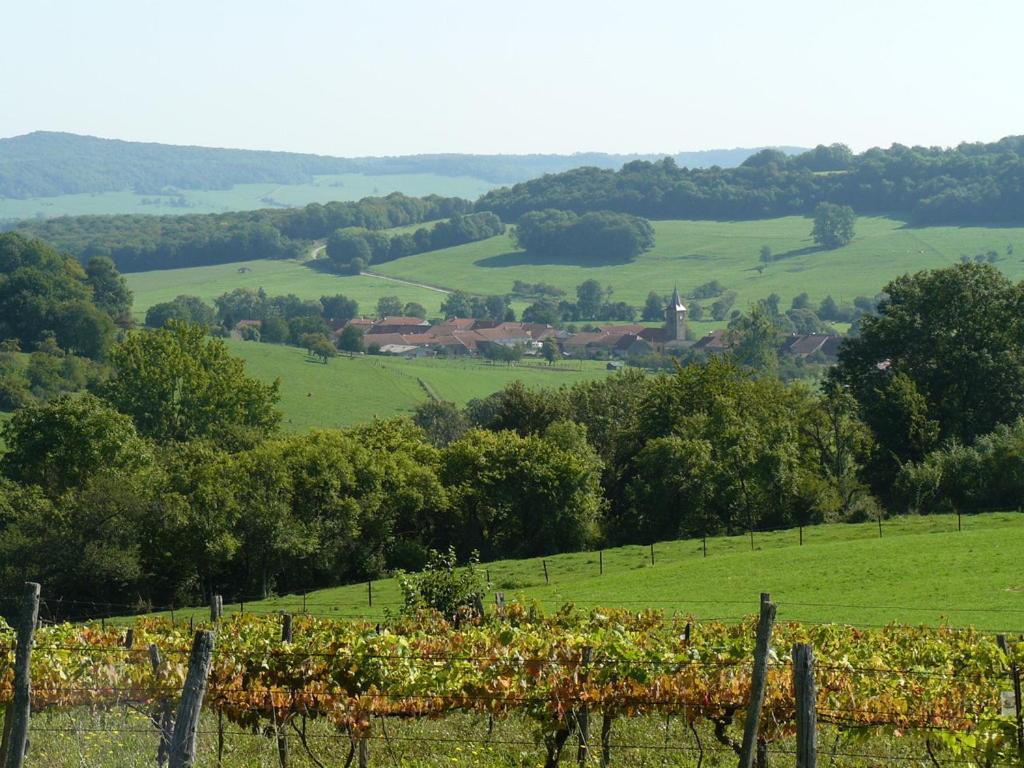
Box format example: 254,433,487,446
664,286,687,341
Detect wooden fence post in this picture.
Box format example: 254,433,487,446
576,647,593,767
1,582,40,768
738,593,776,768
650,543,655,566
367,580,373,608
793,644,817,768
543,560,549,584
599,549,603,575
149,643,174,767
169,630,216,768
997,635,1024,764
281,614,293,643
210,594,222,623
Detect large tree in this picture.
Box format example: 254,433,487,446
832,262,1024,471
0,393,152,496
0,233,116,359
811,203,856,249
99,321,281,447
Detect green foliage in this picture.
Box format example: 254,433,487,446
319,294,359,324
811,203,856,249
376,295,403,318
0,233,118,359
327,213,505,271
99,322,281,447
85,256,133,324
326,228,373,266
439,290,512,321
337,324,365,353
896,418,1024,514
397,546,485,619
727,304,782,374
0,393,151,496
16,192,471,272
478,137,1024,224
513,209,654,264
641,291,663,321
412,400,468,447
403,302,427,319
834,263,1024,488
145,294,216,328
440,426,603,559
612,358,840,541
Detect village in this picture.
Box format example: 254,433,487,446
337,288,843,363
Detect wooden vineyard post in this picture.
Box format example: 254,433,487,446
281,613,293,643
650,543,655,566
210,594,222,622
543,560,549,584
600,713,615,768
599,549,603,575
792,644,817,768
367,580,373,608
997,635,1024,764
738,593,777,768
169,631,216,768
358,736,369,768
1,582,40,768
576,647,593,767
149,643,174,767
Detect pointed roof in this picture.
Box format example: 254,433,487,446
668,286,686,312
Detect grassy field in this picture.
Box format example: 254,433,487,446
223,339,613,430
372,215,1024,312
125,258,453,321
161,511,1024,632
125,216,1024,333
0,173,497,220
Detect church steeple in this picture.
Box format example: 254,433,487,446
664,286,687,341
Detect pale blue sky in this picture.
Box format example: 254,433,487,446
2,0,1021,155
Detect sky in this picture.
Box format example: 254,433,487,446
2,0,1022,156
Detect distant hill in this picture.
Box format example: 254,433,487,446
0,131,805,199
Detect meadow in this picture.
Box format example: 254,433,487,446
372,215,1024,311
158,511,1024,632
126,216,1024,333
0,173,497,220
125,259,453,322
222,339,613,430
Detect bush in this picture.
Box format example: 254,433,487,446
397,547,486,620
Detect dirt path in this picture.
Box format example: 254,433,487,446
361,271,452,294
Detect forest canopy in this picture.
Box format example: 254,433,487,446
476,137,1024,224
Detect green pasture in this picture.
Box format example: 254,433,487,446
159,511,1024,631
0,173,496,220
372,216,1024,312
125,259,453,321
223,339,612,430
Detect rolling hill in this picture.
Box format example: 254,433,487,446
371,215,1024,311
222,339,612,430
151,510,1024,631
0,131,799,219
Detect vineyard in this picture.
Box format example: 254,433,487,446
2,589,1023,767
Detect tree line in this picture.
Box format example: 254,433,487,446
8,193,473,272
476,137,1024,224
512,210,655,264
0,234,131,361
326,211,504,272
